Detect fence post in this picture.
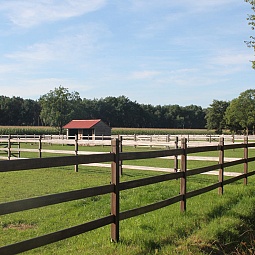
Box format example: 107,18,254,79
243,136,248,185
38,135,42,158
218,137,224,195
111,138,120,242
8,135,11,160
74,135,79,172
174,136,179,172
180,138,187,212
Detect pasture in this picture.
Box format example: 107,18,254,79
0,139,255,254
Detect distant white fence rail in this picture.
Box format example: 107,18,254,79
0,134,254,161
0,134,253,149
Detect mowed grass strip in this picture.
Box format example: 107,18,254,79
0,145,255,254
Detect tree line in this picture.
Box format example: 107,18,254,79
0,86,206,132
1,86,254,134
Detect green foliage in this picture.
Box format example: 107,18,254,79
80,97,206,129
245,0,255,68
205,100,230,134
0,96,40,126
2,86,255,134
39,86,82,133
225,89,255,134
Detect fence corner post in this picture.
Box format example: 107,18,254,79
111,138,120,242
180,137,187,212
244,136,248,185
218,137,224,195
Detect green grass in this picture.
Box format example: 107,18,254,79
0,144,255,254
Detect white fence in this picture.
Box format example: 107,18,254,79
0,134,253,150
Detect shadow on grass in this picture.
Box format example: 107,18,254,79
119,191,255,255
198,197,255,255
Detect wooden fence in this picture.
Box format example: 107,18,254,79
0,137,255,254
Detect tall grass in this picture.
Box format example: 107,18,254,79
0,125,226,136
112,127,216,135
0,126,59,135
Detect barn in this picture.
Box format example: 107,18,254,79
63,119,111,139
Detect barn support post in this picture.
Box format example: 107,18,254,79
218,137,224,195
174,136,179,172
111,138,120,242
180,138,187,212
243,136,248,185
74,135,79,172
38,135,42,158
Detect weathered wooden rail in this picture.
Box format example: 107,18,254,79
0,137,255,254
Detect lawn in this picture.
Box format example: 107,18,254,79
0,143,255,254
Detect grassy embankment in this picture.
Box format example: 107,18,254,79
0,142,255,254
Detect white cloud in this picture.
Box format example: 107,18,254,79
0,0,106,28
128,0,238,12
210,51,253,66
130,70,161,79
0,78,92,99
4,23,107,64
0,64,20,74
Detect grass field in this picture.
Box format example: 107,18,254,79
0,144,255,254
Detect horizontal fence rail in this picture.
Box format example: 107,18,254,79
0,137,255,254
1,134,255,154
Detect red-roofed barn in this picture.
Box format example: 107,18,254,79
63,119,111,139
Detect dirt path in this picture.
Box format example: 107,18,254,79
83,163,241,177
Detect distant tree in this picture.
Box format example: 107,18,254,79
39,86,81,134
183,105,206,129
225,89,255,134
245,0,255,68
0,96,24,125
21,99,41,126
224,99,243,133
205,100,229,134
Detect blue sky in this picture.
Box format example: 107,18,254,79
0,0,254,108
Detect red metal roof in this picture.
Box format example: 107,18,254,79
63,119,102,129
